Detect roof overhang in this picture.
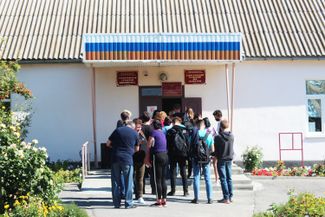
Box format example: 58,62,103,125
82,33,243,67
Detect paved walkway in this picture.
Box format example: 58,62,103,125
59,171,325,217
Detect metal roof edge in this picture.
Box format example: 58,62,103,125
17,59,83,64
245,57,325,61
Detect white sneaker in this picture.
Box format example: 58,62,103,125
138,197,146,205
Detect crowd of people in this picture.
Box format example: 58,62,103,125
106,106,234,209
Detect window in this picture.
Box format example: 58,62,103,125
306,80,325,135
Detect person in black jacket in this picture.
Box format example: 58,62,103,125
214,120,234,204
166,117,190,196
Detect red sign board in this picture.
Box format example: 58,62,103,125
117,71,138,86
184,70,206,84
162,82,182,97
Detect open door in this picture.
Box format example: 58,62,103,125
139,87,162,117
139,96,162,116
182,97,202,116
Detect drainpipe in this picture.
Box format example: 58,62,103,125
91,65,98,168
225,64,231,123
231,63,236,131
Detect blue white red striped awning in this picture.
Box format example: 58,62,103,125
82,33,243,64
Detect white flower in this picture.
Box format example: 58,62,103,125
10,144,17,149
17,150,24,159
14,132,20,138
39,147,47,152
21,141,27,146
32,139,39,144
0,123,5,128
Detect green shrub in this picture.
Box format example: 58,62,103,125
254,192,325,217
47,160,82,172
312,163,325,176
0,141,62,213
54,168,82,187
242,146,263,172
2,196,88,217
60,204,88,217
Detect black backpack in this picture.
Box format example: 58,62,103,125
194,133,210,164
167,127,190,157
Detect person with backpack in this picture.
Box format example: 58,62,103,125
190,119,214,204
214,120,234,204
166,117,190,196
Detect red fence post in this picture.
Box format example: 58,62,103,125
278,132,304,167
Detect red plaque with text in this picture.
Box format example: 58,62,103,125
117,71,138,86
162,82,182,96
184,70,206,84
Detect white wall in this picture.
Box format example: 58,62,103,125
234,60,325,161
14,64,93,161
95,61,325,162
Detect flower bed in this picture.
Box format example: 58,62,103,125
251,161,325,177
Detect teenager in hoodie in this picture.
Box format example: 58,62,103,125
214,120,234,204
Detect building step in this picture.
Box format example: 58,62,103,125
144,174,253,191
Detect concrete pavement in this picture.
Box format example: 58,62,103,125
59,170,325,217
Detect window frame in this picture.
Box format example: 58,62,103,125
305,80,325,137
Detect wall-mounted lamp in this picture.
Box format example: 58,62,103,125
159,72,168,81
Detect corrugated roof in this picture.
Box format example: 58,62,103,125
0,0,324,61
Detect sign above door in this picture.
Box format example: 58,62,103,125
162,82,183,97
185,70,206,84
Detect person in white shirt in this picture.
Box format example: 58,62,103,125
211,110,223,182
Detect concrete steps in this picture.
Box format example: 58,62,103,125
144,164,253,191
81,164,254,193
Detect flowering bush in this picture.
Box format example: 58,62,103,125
0,107,21,147
1,195,87,217
0,61,87,216
252,161,325,177
0,140,62,213
0,61,32,101
254,192,325,217
242,146,263,172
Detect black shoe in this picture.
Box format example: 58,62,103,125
191,199,198,204
208,199,213,204
217,199,230,204
184,191,189,196
167,191,175,196
114,206,120,209
125,205,137,209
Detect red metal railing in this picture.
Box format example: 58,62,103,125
278,132,304,167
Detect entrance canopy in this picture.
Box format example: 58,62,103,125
82,33,243,66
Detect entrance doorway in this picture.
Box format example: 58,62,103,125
162,98,182,116
139,86,202,117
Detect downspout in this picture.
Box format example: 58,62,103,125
91,65,98,168
225,64,231,123
231,63,236,131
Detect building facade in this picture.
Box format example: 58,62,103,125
1,0,324,164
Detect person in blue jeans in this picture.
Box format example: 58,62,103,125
191,119,214,204
214,119,234,204
107,120,139,209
